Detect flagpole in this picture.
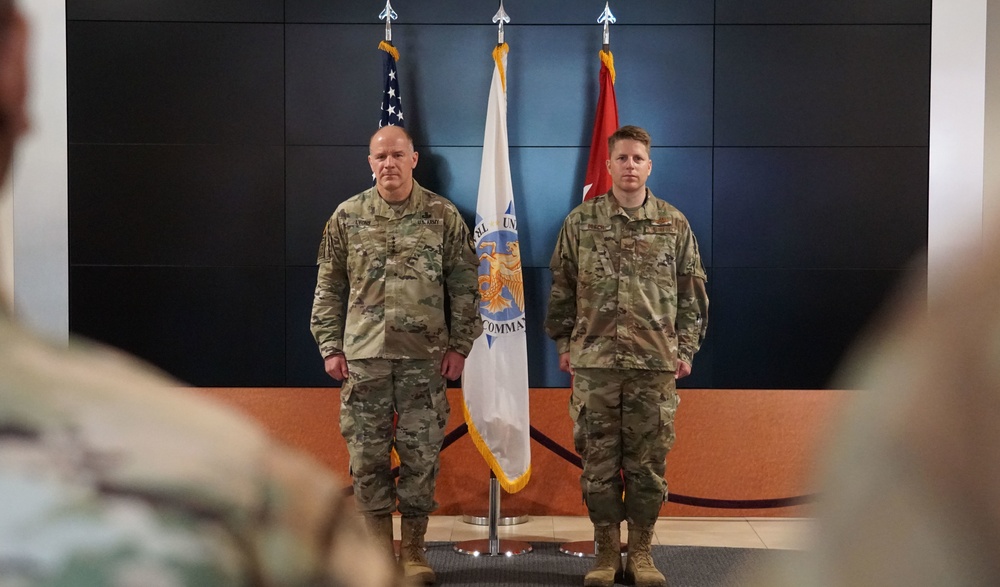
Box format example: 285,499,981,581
378,0,397,42
453,2,531,557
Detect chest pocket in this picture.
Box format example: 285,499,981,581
344,220,386,283
637,221,678,284
402,217,445,282
578,223,616,282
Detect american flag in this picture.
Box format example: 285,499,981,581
379,44,404,128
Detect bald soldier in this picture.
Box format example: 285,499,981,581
311,125,481,585
0,1,408,585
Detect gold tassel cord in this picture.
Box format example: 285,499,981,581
600,48,616,84
493,42,509,93
378,40,400,61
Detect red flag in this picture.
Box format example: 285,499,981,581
582,50,619,201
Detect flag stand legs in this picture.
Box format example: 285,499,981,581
459,467,529,526
558,539,598,558
453,472,532,556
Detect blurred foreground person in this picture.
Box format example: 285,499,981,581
0,3,407,585
749,242,1000,586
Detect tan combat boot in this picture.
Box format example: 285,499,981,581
584,523,622,587
400,515,435,585
625,525,667,587
363,514,396,561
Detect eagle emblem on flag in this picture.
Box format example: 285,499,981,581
478,240,524,314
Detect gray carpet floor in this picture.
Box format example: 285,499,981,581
423,541,799,586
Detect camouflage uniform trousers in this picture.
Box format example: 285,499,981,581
571,368,679,527
340,358,450,517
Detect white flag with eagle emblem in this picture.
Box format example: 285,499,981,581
461,41,531,493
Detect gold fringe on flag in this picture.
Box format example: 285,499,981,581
600,48,616,84
378,40,400,61
493,42,510,93
462,398,532,494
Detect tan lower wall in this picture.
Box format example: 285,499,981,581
195,387,850,518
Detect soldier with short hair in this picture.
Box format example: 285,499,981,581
311,124,482,585
0,2,408,585
546,125,709,587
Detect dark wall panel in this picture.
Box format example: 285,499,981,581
615,26,714,147
286,0,712,25
70,144,284,266
287,24,496,147
710,268,917,388
508,147,585,268
68,0,282,22
506,26,598,147
68,22,283,145
715,25,930,147
286,266,331,387
287,24,712,148
286,24,392,146
716,0,930,24
524,267,566,388
286,146,373,266
67,4,931,390
411,147,480,221
713,147,928,269
71,267,286,386
649,148,713,267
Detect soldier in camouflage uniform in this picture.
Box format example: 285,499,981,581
311,124,482,585
546,126,709,587
0,4,408,585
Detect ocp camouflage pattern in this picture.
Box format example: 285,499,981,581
311,180,482,361
0,308,408,587
340,359,449,517
546,189,709,371
571,368,679,527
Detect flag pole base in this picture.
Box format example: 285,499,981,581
460,512,529,526
453,474,531,556
453,538,532,557
559,540,596,557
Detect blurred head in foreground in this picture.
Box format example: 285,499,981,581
751,239,1000,586
0,3,407,585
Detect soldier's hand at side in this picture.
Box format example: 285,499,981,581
325,354,349,380
675,360,691,379
440,350,466,381
558,352,573,374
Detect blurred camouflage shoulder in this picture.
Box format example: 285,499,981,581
0,312,407,587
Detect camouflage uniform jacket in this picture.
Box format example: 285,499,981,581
0,307,407,587
545,189,709,371
311,180,482,360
